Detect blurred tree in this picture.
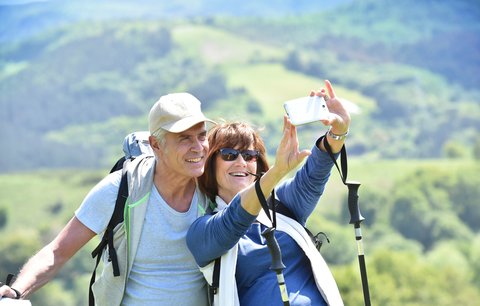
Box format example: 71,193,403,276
389,167,476,250
364,248,480,306
0,231,41,279
443,140,466,158
0,207,7,229
474,135,480,160
28,280,76,306
331,264,363,305
390,187,431,247
189,71,228,106
426,240,473,284
449,170,480,231
284,50,303,71
464,236,480,288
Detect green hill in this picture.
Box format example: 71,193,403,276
1,0,479,172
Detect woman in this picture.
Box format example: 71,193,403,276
187,80,349,306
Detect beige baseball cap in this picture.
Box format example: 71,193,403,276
148,92,216,134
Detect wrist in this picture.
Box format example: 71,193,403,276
11,286,21,299
267,165,288,181
327,127,348,141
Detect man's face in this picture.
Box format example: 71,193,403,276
157,122,209,179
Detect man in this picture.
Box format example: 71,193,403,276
0,93,216,305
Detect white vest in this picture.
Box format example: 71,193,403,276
200,207,344,306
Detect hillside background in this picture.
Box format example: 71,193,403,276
0,0,479,305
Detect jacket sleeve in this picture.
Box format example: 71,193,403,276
187,195,257,267
275,142,338,225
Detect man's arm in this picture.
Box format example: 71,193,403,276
0,216,96,299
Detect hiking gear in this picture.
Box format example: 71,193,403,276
320,134,371,306
273,198,330,252
10,288,20,299
88,153,210,306
199,195,343,306
255,180,290,306
89,131,153,306
347,183,370,306
148,92,216,134
3,274,21,299
198,145,340,306
256,211,343,305
218,148,259,162
89,155,155,306
262,227,289,306
4,274,13,287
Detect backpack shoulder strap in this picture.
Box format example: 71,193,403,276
109,156,126,174
208,257,221,305
204,200,221,305
269,197,330,252
107,161,129,239
89,158,131,306
268,196,296,220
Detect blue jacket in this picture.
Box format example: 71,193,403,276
187,144,344,306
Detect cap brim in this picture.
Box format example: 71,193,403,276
162,115,217,133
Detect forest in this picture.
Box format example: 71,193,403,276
0,0,479,305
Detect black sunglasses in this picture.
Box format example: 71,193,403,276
218,148,259,162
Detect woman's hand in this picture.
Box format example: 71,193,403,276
239,115,310,216
273,115,311,176
314,80,351,153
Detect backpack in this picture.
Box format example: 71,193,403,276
88,131,153,306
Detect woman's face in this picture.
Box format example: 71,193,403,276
215,146,258,203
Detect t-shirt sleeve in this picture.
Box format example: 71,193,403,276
75,170,122,234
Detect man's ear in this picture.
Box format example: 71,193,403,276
149,135,161,151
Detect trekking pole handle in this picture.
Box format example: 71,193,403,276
347,181,365,225
262,227,286,271
262,227,290,306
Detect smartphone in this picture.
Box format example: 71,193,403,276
283,96,330,126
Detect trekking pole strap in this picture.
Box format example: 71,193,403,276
254,180,290,305
319,134,348,184
254,179,276,227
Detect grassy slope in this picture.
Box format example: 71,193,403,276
0,169,106,234
172,24,375,121
173,24,283,65
310,157,477,218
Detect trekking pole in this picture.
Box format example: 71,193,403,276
321,131,371,305
262,227,290,306
347,181,371,306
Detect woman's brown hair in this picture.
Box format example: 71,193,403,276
199,122,269,201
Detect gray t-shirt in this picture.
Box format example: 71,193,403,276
75,171,208,306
